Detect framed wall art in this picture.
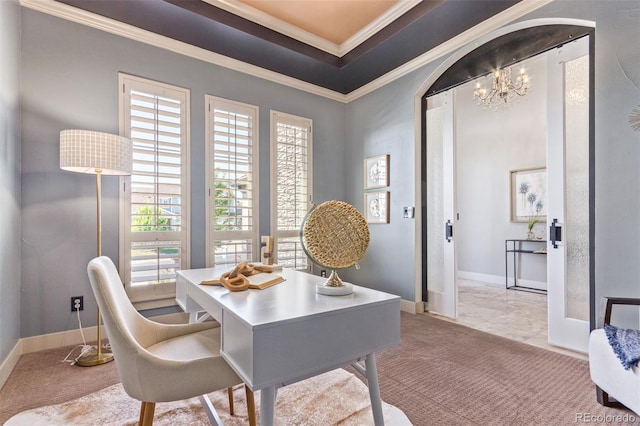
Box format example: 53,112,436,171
365,191,389,224
364,154,389,189
510,167,547,222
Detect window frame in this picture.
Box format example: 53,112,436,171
205,95,260,268
270,110,313,270
118,73,191,309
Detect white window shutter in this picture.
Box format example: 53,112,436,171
205,96,259,267
119,74,190,306
270,111,312,270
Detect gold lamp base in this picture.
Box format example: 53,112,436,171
76,346,114,367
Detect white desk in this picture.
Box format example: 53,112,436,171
176,267,401,426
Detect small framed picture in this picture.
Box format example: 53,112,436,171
365,191,389,224
510,167,547,222
364,154,389,189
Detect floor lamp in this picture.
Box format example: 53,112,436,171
60,129,132,367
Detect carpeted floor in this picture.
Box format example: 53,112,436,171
1,313,636,425
4,368,411,425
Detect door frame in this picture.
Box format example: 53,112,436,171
414,18,597,329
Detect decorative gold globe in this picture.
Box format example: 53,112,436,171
301,200,370,294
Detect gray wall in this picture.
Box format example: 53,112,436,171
343,1,640,322
0,0,22,363
456,53,547,285
342,75,423,301
10,0,640,345
20,8,346,337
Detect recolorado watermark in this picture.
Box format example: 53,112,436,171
575,413,636,423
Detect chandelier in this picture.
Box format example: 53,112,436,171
473,67,530,109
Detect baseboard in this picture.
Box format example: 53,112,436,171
457,271,504,285
0,340,22,390
19,312,189,355
20,326,98,354
401,299,424,314
458,271,547,290
1,312,189,390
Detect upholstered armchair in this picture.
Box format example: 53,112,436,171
87,256,256,426
589,297,640,415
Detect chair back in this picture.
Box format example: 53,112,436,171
87,256,158,398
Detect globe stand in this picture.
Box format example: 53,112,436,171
316,270,353,296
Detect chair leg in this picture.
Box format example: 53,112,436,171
245,385,256,426
139,401,156,426
227,386,235,415
138,401,146,425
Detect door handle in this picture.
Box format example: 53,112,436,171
549,218,562,248
445,220,453,243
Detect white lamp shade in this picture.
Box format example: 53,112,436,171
60,129,132,175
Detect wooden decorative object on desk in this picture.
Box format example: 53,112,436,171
201,262,284,291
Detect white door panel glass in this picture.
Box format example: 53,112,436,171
564,54,590,321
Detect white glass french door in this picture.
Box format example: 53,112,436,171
546,36,590,352
425,91,457,318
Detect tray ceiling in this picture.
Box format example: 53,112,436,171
230,0,407,46
54,0,522,94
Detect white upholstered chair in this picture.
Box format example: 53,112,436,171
87,256,256,426
589,297,640,415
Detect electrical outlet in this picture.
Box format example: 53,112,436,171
71,296,84,312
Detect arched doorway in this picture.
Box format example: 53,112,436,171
414,19,595,352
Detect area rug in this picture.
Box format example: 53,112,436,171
6,368,411,425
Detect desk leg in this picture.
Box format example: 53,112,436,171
365,354,385,426
260,386,277,426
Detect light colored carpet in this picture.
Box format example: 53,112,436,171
4,314,632,425
6,368,411,425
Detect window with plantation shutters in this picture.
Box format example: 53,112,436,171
119,74,190,307
205,96,259,267
270,111,312,270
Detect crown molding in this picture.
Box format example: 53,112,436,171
203,0,421,57
21,0,553,104
345,0,555,102
203,0,340,56
340,0,422,56
20,0,348,102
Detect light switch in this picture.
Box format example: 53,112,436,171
403,206,414,219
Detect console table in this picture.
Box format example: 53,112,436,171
505,239,547,293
